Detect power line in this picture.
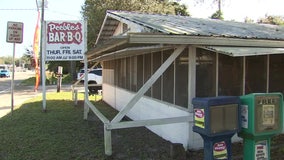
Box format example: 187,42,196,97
46,9,82,18
0,8,37,11
0,8,81,18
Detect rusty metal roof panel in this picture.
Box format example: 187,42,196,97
107,10,284,40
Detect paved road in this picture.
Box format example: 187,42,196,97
0,71,34,94
0,71,37,117
0,71,83,118
0,71,72,117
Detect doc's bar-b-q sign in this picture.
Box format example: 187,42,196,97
45,21,86,61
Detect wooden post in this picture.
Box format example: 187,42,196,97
74,89,78,106
104,124,112,156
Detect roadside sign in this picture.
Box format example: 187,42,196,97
45,20,86,61
6,21,24,44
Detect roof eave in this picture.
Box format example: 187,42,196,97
87,33,284,60
128,33,284,48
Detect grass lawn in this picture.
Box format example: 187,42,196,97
2,76,175,159
0,92,108,160
3,89,284,159
0,91,177,160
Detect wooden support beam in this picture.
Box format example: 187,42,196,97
107,116,192,130
104,126,112,156
86,100,110,124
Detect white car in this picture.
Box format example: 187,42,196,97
77,68,102,95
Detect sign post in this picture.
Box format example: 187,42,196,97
6,21,24,114
56,66,63,92
42,20,85,111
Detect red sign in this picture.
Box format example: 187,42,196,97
45,21,85,61
195,109,204,118
47,22,83,44
214,142,227,151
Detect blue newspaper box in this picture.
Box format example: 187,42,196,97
192,96,241,160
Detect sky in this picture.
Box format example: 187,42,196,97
0,0,85,58
0,0,283,58
180,0,284,21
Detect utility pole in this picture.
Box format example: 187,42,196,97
36,0,47,111
40,0,45,86
217,0,222,13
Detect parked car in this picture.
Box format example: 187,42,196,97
77,68,102,95
0,69,10,78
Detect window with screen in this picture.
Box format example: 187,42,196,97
269,54,284,95
144,53,152,97
245,56,267,94
130,56,137,92
218,54,243,96
175,48,189,107
152,51,162,100
196,48,216,97
162,50,174,104
137,55,144,90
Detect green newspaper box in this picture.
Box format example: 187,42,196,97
239,93,283,160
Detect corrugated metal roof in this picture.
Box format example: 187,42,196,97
205,47,284,57
107,10,284,40
88,10,284,60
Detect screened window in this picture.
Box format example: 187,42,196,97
218,54,243,96
152,52,162,100
102,61,108,84
245,56,267,94
116,59,126,88
102,61,113,85
130,56,137,92
162,50,174,103
103,46,284,111
269,54,284,95
175,48,189,107
144,53,152,96
126,57,131,90
196,48,216,97
137,55,144,90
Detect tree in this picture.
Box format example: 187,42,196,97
0,56,13,65
209,0,223,20
211,10,223,20
20,53,33,69
23,47,35,69
258,15,284,25
194,0,224,20
244,17,254,23
82,0,189,50
171,2,190,16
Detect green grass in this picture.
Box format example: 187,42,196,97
0,92,108,160
21,74,73,86
5,92,284,159
0,91,176,160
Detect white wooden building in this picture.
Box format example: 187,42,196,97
83,10,284,155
